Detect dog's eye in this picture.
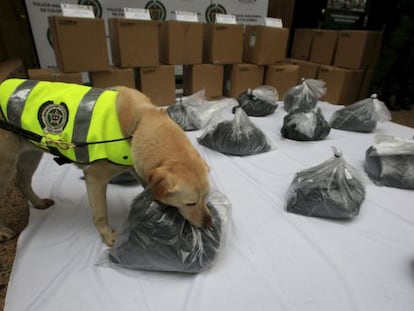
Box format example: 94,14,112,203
185,203,197,207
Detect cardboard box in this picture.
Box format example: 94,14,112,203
28,68,83,84
264,64,299,98
137,65,176,106
309,30,339,65
318,65,364,105
243,25,289,65
48,16,110,73
289,59,320,80
0,58,27,83
224,63,264,98
183,64,224,99
109,18,159,68
160,21,204,65
25,0,268,69
203,23,244,64
90,67,135,89
290,28,314,60
334,31,382,69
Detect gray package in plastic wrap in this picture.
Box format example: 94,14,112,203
364,135,414,189
109,189,231,273
236,85,279,116
166,90,206,131
197,107,272,156
168,91,236,131
286,148,366,219
283,79,326,113
330,94,391,133
281,108,330,141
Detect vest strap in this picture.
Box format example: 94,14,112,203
0,118,43,142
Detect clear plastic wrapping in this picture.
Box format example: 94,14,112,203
364,134,414,189
236,85,279,116
197,106,272,156
167,91,235,131
108,189,232,273
329,94,392,133
166,90,207,131
283,79,327,112
286,148,366,219
281,108,331,141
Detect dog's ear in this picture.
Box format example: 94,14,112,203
148,167,179,198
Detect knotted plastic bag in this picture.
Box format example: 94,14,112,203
364,134,414,189
330,94,391,132
166,90,207,131
286,148,366,219
283,79,327,112
197,107,272,156
167,90,235,131
108,189,232,273
281,108,331,141
236,85,279,116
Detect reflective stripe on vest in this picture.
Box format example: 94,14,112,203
73,87,104,163
7,80,39,128
0,78,133,165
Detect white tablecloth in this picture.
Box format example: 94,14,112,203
5,102,414,311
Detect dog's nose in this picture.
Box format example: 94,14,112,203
202,214,213,228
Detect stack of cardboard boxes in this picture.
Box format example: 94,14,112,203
290,28,382,105
22,15,381,107
26,15,296,106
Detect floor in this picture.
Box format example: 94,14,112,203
0,108,413,311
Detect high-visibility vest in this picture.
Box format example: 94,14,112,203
0,78,133,165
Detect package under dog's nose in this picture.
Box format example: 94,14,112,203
108,189,231,273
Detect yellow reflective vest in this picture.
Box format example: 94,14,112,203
0,78,132,165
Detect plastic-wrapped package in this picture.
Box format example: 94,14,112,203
283,79,327,112
166,90,206,131
286,148,366,219
281,108,330,141
167,91,236,131
236,85,279,116
329,94,391,132
364,135,414,189
109,170,138,185
197,107,272,156
108,189,232,273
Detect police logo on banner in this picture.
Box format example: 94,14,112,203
145,1,167,20
205,4,227,23
39,101,69,134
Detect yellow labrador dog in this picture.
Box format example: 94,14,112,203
0,79,212,246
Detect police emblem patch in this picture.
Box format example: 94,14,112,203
39,101,69,134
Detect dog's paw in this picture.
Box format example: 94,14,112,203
102,230,118,247
0,225,16,243
34,199,54,210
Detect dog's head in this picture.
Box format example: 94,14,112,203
147,163,212,228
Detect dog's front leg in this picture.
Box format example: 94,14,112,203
83,161,128,246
